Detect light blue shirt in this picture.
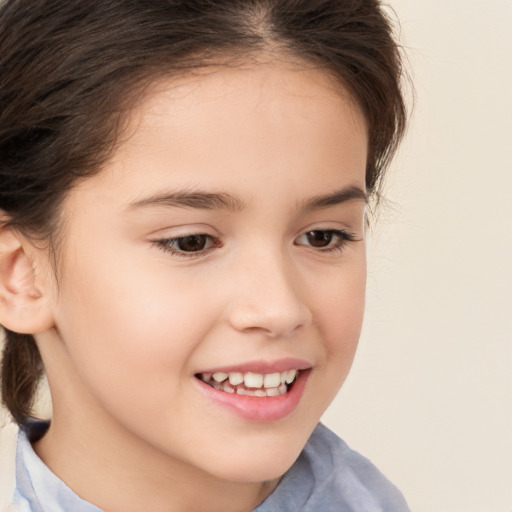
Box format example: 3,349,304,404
14,423,410,511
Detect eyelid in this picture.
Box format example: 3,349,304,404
146,223,218,238
294,228,360,253
151,233,221,259
150,225,361,259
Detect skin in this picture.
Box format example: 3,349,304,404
10,61,368,511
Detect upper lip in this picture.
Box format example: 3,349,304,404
196,358,312,375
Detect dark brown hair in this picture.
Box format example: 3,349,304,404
0,0,407,425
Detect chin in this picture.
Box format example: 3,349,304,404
213,455,298,485
200,430,309,484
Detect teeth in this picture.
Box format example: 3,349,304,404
228,372,244,386
213,372,228,383
263,373,281,388
236,386,287,397
199,369,301,396
223,384,235,394
244,372,264,388
285,369,297,384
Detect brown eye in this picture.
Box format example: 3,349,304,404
305,230,334,248
175,235,209,252
295,229,356,253
153,233,220,258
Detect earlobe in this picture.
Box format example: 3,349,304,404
0,223,54,334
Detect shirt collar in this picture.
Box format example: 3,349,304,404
15,428,102,512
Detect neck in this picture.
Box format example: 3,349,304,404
34,408,278,512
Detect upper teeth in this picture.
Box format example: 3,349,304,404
206,370,298,389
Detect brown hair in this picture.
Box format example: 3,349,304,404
0,0,407,425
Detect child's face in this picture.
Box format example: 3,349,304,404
40,63,367,485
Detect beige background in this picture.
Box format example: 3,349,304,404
1,1,511,510
324,1,512,511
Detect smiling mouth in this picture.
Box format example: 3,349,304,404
196,370,300,397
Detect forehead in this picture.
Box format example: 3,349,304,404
115,63,364,173
133,61,365,130
64,62,368,216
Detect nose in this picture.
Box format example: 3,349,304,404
227,251,312,339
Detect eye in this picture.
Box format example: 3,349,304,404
295,229,357,252
152,234,219,257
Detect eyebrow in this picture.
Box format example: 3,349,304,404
301,185,367,211
127,184,367,213
127,190,245,212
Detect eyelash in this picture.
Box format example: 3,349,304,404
295,229,358,253
152,229,358,259
152,234,220,259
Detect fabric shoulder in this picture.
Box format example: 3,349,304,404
0,416,18,512
304,423,411,512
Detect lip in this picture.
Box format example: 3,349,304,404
196,358,312,375
194,364,311,422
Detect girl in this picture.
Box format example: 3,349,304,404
0,1,409,510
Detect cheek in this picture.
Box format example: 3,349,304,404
52,251,221,410
312,257,366,386
315,252,366,336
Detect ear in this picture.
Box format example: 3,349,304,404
0,222,55,334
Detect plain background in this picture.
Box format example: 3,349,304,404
1,1,511,511
324,1,512,511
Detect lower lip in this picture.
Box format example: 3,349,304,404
195,370,310,422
